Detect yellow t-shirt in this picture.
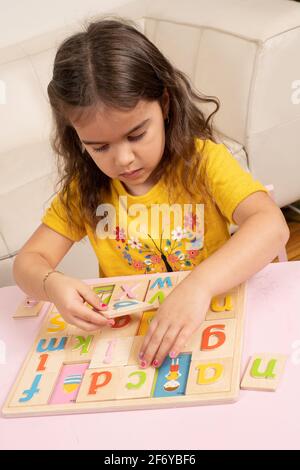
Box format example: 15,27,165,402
41,138,268,278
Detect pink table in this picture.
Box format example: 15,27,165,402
0,262,300,450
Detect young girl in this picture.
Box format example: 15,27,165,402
13,17,289,370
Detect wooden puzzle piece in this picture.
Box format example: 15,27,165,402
137,309,157,336
9,371,59,407
183,319,237,360
76,367,121,402
35,334,70,355
39,310,69,336
49,363,89,404
116,365,156,400
104,299,155,318
240,353,287,391
186,357,233,395
19,349,65,374
144,274,179,308
8,352,63,407
98,313,141,340
89,336,135,368
152,354,192,397
109,279,149,302
205,287,239,321
13,297,45,318
64,333,100,363
87,284,115,309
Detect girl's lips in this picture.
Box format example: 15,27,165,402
120,168,143,178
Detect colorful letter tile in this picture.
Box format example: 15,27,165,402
89,336,135,368
76,367,121,402
50,363,89,404
116,365,156,399
241,353,287,391
152,354,192,398
186,357,233,395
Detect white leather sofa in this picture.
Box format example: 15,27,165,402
1,0,300,287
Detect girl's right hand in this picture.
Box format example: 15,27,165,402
44,272,114,331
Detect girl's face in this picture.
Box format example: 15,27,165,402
71,92,169,195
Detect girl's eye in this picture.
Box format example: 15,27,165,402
93,132,146,153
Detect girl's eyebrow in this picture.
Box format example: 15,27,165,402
81,118,150,145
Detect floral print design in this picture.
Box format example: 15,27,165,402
114,210,204,274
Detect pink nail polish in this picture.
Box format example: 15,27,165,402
139,351,144,359
140,360,147,368
152,359,159,367
169,351,177,359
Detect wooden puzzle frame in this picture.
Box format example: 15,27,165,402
2,271,247,418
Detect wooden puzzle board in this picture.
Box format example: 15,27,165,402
2,271,247,418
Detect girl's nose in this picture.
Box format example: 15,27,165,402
115,145,135,168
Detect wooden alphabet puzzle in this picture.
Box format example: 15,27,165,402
2,270,247,417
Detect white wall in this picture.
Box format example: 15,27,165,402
0,0,143,49
0,0,146,287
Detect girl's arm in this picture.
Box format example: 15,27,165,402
188,191,290,295
138,191,290,367
13,223,74,301
13,224,113,330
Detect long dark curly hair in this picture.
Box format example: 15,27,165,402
47,15,220,235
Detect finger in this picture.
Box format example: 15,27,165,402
150,325,182,368
168,326,196,358
70,316,103,332
78,285,109,315
73,303,115,327
140,322,169,368
138,317,159,361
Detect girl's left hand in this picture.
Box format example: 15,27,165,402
138,275,212,368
